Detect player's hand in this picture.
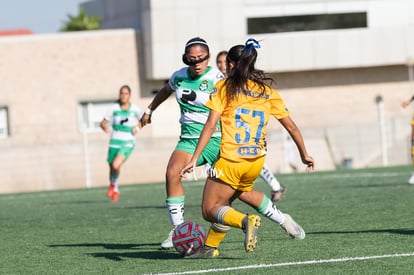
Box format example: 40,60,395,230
140,113,151,126
132,126,140,135
301,155,314,172
180,161,197,178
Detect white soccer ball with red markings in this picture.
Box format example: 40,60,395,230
172,221,206,256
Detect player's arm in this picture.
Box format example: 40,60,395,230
279,116,314,171
141,84,174,126
132,121,142,135
180,110,220,176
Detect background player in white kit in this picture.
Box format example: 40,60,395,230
100,85,143,202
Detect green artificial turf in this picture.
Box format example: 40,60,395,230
1,165,413,274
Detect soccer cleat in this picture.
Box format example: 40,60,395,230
271,184,287,202
106,184,115,198
160,227,175,249
185,246,219,258
242,214,261,253
408,172,414,184
111,191,120,202
280,214,306,240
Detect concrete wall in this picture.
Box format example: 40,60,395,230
0,29,144,193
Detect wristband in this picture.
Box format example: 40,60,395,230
145,108,153,115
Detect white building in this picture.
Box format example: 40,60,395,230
82,0,414,169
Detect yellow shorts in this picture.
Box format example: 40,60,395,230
210,156,265,192
411,114,414,126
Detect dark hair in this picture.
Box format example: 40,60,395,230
224,39,273,103
216,50,228,62
182,37,210,65
116,85,131,103
119,85,131,93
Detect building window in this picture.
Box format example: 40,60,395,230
0,106,9,138
247,12,367,34
78,101,114,132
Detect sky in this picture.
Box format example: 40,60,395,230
0,0,86,34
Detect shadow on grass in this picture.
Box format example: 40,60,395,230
49,242,183,260
48,200,167,209
49,242,236,260
88,250,182,260
89,250,236,260
49,242,159,249
307,228,414,235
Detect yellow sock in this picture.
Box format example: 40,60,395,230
216,206,246,229
205,227,227,248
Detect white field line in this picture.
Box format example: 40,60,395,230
154,252,414,275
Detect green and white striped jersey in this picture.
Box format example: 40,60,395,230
103,103,142,148
168,66,224,139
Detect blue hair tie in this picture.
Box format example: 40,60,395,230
244,38,261,52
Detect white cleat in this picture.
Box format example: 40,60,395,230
408,172,414,184
160,227,175,249
280,214,306,240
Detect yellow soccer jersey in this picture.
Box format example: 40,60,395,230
206,79,290,161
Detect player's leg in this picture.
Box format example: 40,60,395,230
189,177,260,257
106,147,119,200
186,137,230,257
239,189,305,240
187,222,229,258
190,158,262,258
109,154,126,202
260,163,286,202
161,149,192,249
107,145,133,202
200,137,221,178
163,137,221,250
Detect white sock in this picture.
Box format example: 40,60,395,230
260,163,281,191
166,196,185,227
257,196,285,224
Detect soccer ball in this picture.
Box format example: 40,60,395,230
172,221,206,256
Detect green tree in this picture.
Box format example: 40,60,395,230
60,8,101,32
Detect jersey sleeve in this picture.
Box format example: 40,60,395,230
205,80,226,114
167,77,175,91
168,67,186,92
270,89,290,119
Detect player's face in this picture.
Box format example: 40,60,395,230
119,88,131,105
186,46,210,78
216,54,227,76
